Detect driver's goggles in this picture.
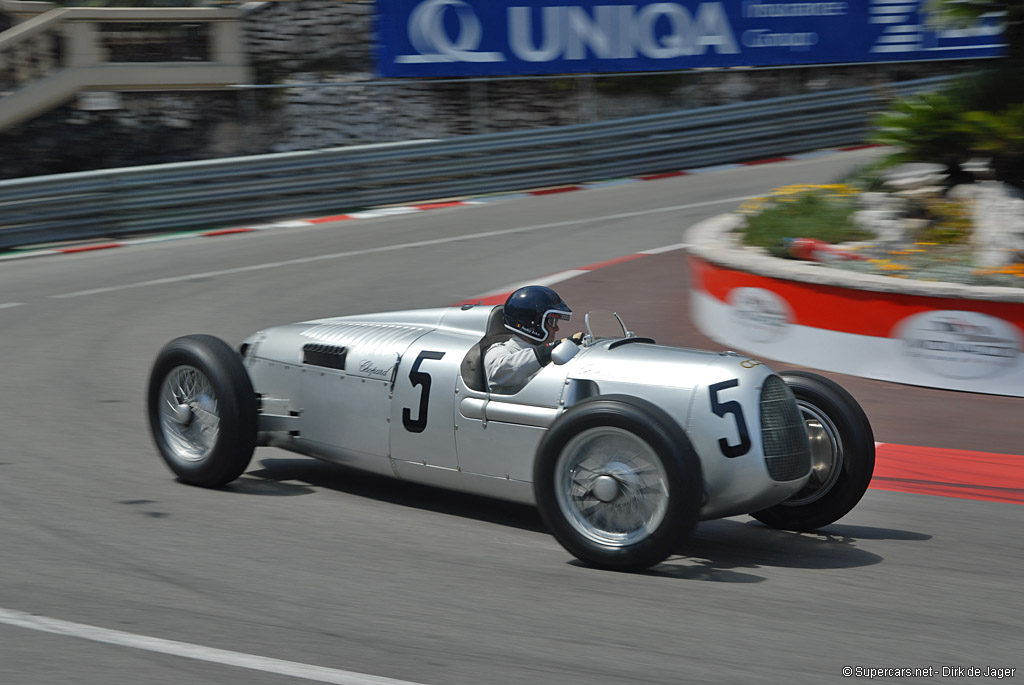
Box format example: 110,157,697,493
545,313,571,327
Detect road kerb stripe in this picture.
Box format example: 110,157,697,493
57,243,124,254
873,442,1023,505
743,157,792,166
529,186,582,196
203,227,256,237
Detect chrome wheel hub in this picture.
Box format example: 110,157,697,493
591,474,620,503
172,402,193,425
555,427,670,547
784,402,843,506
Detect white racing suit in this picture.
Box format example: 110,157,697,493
484,336,546,395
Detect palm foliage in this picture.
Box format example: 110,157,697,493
872,1,1024,189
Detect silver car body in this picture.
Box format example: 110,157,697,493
241,304,811,521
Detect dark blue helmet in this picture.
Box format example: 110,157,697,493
503,286,571,343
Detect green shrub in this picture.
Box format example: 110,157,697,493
872,81,1024,191
960,104,1024,190
740,184,872,257
871,88,976,185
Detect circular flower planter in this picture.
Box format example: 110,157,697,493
687,215,1024,397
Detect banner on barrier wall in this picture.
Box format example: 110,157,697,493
688,257,1024,398
374,0,1005,77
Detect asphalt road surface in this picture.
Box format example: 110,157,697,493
1,149,1020,684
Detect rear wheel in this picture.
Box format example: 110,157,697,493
534,396,702,571
751,371,874,531
147,335,257,487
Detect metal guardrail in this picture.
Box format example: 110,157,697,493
0,75,954,251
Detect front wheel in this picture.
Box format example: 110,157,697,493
750,371,875,532
534,396,702,571
147,334,257,487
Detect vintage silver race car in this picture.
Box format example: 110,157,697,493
147,303,875,571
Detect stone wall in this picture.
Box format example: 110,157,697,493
243,0,374,74
0,91,245,178
258,60,975,153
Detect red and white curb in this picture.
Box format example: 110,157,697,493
874,442,1023,506
0,145,880,263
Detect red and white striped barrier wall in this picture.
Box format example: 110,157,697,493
688,255,1024,398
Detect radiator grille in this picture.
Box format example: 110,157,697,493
760,375,811,482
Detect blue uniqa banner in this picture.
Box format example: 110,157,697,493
375,0,1005,77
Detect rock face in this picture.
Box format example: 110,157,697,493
853,192,912,245
244,0,374,72
0,91,244,179
952,182,1024,268
850,163,1024,270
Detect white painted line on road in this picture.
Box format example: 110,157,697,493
274,220,315,228
0,250,59,261
51,195,756,300
347,207,420,219
123,233,197,246
468,193,530,204
640,243,690,255
477,270,591,298
0,302,25,310
0,606,425,685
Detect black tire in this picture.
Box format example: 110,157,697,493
534,395,702,571
147,334,257,487
751,371,875,532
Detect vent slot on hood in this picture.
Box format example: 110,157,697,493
303,344,348,370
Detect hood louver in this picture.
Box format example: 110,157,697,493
303,344,348,370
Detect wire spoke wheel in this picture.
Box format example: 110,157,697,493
147,335,257,487
556,427,670,547
535,395,701,571
552,423,671,548
159,365,221,463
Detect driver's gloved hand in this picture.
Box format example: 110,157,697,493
569,331,585,343
534,341,558,366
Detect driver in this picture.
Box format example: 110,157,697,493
485,285,580,394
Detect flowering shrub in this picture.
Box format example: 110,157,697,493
740,184,870,257
834,243,1024,287
738,181,1024,287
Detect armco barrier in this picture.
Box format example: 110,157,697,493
0,75,954,251
687,215,1024,398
